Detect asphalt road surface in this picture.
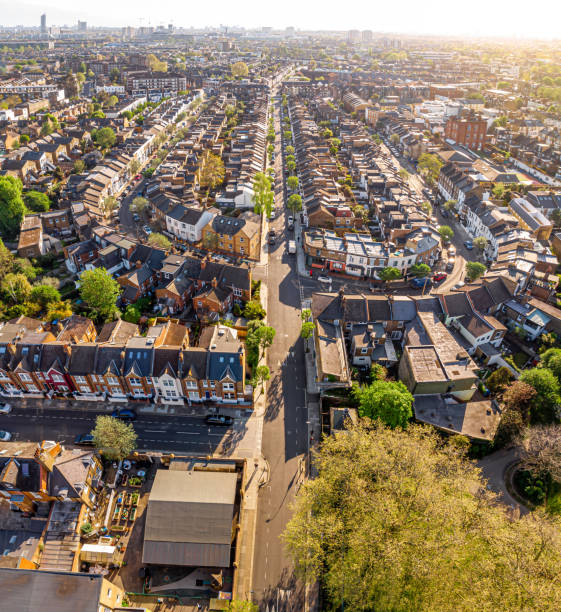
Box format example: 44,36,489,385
1,406,241,454
251,91,308,611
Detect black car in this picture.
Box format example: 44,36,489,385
111,409,137,422
205,414,233,426
74,433,95,446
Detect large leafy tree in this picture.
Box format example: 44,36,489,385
438,225,454,242
465,261,486,281
147,233,171,250
1,272,31,303
540,348,561,381
199,152,225,192
30,284,60,307
409,263,431,278
352,380,413,428
231,61,249,78
520,367,561,424
378,266,401,285
92,415,137,460
283,423,561,612
23,190,50,213
252,172,274,218
0,176,26,238
286,193,302,214
93,127,116,150
79,267,120,321
417,152,443,186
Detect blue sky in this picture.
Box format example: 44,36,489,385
3,0,561,39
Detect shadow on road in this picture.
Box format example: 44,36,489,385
257,567,305,612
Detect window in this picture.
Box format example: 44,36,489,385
163,379,174,387
129,378,141,386
80,386,90,393
223,382,234,391
210,381,215,388
74,376,86,384
240,237,244,242
19,374,31,382
185,381,197,389
360,347,368,354
107,377,118,385
202,380,208,388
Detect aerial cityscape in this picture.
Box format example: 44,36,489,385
0,10,561,612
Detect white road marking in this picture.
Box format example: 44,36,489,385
143,429,165,433
177,431,200,435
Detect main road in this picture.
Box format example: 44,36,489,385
250,90,309,610
1,406,245,455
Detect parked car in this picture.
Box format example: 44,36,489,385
287,215,294,225
440,209,449,218
0,430,12,441
410,277,432,289
269,209,276,220
433,272,448,283
205,414,233,426
74,433,95,446
0,403,12,414
446,258,455,272
464,240,474,250
448,245,456,255
317,275,332,284
133,213,140,222
111,409,137,422
143,225,152,235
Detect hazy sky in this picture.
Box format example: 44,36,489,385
2,0,561,39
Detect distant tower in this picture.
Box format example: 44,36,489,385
40,13,47,34
78,20,87,31
362,30,373,43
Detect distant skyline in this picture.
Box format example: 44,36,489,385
2,0,561,40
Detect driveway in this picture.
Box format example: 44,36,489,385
477,448,529,515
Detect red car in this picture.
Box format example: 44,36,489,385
433,272,447,282
134,174,141,181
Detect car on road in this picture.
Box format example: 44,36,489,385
433,272,448,283
134,174,141,181
205,414,233,426
111,409,137,422
410,277,432,289
74,433,95,446
447,245,456,255
133,213,140,222
464,240,474,250
0,430,12,441
287,215,294,225
143,225,152,235
317,275,332,284
440,209,449,218
446,257,455,272
0,402,12,414
269,209,276,220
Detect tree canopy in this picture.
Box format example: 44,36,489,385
287,193,302,214
252,172,274,218
92,415,137,460
438,225,454,242
409,263,431,278
147,232,171,250
520,368,561,424
231,61,249,78
352,380,413,428
378,267,401,283
93,127,116,149
283,423,561,612
465,261,486,281
23,190,50,213
0,176,26,238
79,267,120,321
417,153,443,185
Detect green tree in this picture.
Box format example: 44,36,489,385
46,300,73,322
252,365,270,391
2,272,31,303
287,175,299,191
322,127,333,139
301,321,314,350
417,153,443,186
408,263,431,278
102,196,118,216
420,200,432,215
79,267,120,321
541,348,561,381
130,196,149,213
465,261,486,281
231,62,249,78
199,152,225,192
92,415,137,460
23,190,50,213
122,303,141,324
390,133,400,145
398,168,409,181
243,300,266,320
227,602,258,612
520,368,561,424
473,236,488,252
438,225,454,242
485,366,513,394
283,423,561,612
0,175,25,238
147,53,167,72
30,284,60,307
147,233,171,250
93,126,116,149
128,158,141,176
378,266,402,286
255,325,276,359
73,159,85,174
352,380,413,428
252,172,274,218
443,199,458,212
287,193,302,214
285,145,295,155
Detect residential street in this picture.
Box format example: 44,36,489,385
251,94,309,610
0,406,257,455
